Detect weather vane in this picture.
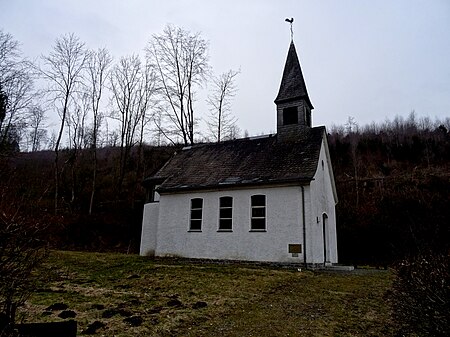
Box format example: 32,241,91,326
285,17,294,41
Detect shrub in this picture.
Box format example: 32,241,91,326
0,213,48,336
390,253,449,336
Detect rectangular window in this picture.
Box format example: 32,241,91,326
219,196,233,231
190,198,203,231
283,106,298,125
251,195,266,231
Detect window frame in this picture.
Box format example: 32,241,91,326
250,194,266,231
218,196,233,232
305,106,311,127
189,198,203,232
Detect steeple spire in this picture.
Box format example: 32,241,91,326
275,42,313,109
275,42,314,142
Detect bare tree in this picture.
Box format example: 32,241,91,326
109,54,144,195
206,69,239,142
136,62,157,149
86,48,112,214
345,116,361,207
28,105,47,152
151,107,165,146
39,33,89,214
146,25,209,145
0,83,7,135
64,93,90,209
131,62,158,207
66,93,89,151
0,30,34,153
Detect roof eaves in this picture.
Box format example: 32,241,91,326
142,176,167,187
157,176,314,194
274,95,314,110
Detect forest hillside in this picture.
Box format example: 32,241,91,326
1,114,449,265
328,115,449,265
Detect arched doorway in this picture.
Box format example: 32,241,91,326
322,213,329,264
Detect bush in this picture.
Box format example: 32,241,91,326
390,253,449,336
0,213,48,335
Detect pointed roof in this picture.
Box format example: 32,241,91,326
274,42,313,109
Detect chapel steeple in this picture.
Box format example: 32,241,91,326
275,42,314,141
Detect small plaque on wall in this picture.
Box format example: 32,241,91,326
288,244,302,254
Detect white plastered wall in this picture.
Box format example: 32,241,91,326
149,186,307,263
140,203,159,256
308,136,338,263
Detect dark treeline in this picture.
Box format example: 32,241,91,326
329,113,450,265
340,115,450,336
0,145,176,253
1,113,449,264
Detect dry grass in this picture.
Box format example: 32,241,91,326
21,251,394,336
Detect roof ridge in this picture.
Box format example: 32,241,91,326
181,134,276,151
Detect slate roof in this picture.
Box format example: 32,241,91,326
274,42,314,109
146,126,325,193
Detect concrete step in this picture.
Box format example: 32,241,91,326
324,264,355,271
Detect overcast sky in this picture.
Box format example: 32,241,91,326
1,0,449,136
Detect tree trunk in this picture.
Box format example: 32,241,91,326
89,149,97,215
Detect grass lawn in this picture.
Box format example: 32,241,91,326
22,251,395,336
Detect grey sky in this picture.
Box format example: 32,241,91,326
1,0,449,136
